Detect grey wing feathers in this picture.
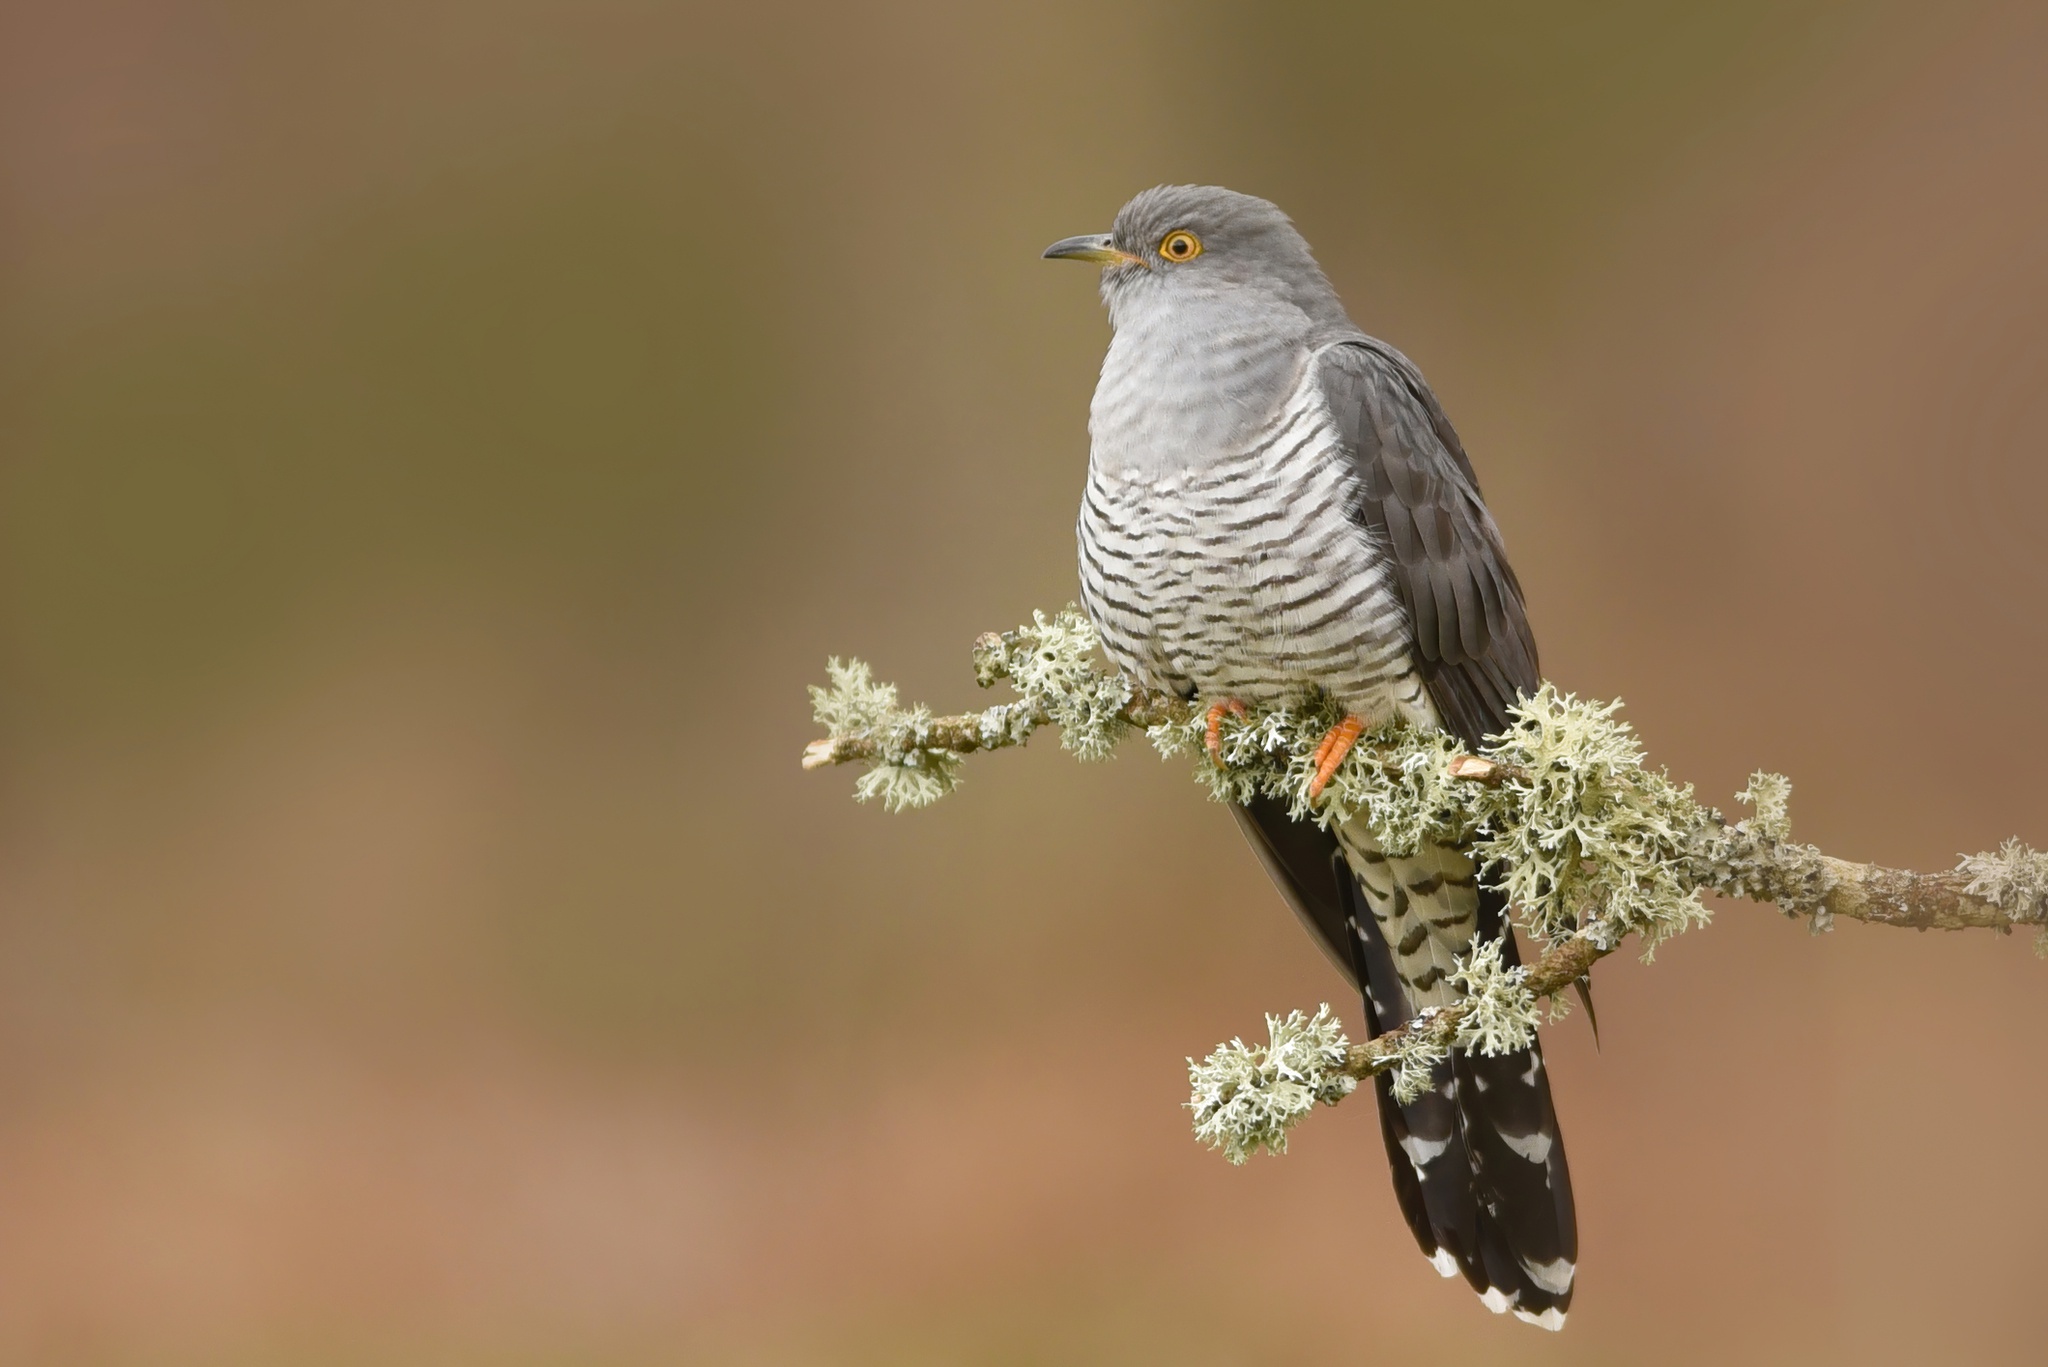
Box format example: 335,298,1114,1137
1316,340,1539,749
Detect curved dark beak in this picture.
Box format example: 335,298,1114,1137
1042,233,1146,267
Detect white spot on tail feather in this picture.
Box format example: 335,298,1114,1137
1520,1254,1575,1295
1428,1247,1460,1278
1514,1307,1567,1331
1401,1134,1449,1167
1479,1288,1511,1315
1501,1127,1553,1164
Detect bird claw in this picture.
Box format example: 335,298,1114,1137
1308,715,1367,801
1203,699,1249,763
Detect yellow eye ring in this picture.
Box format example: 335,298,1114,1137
1159,230,1203,262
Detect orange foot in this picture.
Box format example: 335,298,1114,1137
1308,715,1367,801
1203,699,1249,763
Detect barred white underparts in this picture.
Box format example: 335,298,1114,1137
1079,345,1436,730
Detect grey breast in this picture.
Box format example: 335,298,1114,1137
1077,320,1422,720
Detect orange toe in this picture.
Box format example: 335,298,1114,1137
1307,715,1366,801
1203,698,1249,763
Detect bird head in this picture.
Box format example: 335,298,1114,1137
1042,184,1345,330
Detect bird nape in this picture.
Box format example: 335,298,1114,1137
1046,184,1576,1330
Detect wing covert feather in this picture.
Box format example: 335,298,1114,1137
1316,340,1539,747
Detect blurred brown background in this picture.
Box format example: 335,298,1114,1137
1,2,2045,1363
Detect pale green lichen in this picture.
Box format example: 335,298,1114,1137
1446,936,1540,1057
1688,808,1832,929
1183,941,1545,1124
1187,1005,1356,1164
1381,1025,1451,1106
1958,838,2048,956
983,608,1135,760
1153,684,1720,955
1736,771,1795,843
809,659,965,812
1475,687,1712,958
1152,695,1468,858
1712,769,1830,929
1958,837,2048,917
809,656,895,739
1317,723,1470,857
807,609,1134,810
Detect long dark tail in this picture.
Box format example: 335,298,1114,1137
1232,796,1577,1329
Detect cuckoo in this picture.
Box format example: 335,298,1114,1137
1045,185,1576,1328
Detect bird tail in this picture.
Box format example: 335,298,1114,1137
1230,798,1576,1329
1336,839,1577,1329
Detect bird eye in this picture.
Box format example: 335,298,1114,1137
1159,230,1203,262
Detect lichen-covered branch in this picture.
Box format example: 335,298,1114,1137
805,606,2048,1162
800,614,1186,807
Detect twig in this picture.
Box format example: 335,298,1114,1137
1340,933,1609,1084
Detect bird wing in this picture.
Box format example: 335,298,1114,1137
1314,338,1539,749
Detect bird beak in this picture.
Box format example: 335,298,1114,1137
1042,233,1146,267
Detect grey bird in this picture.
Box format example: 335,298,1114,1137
1045,186,1576,1328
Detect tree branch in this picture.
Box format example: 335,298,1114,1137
805,606,2048,1161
